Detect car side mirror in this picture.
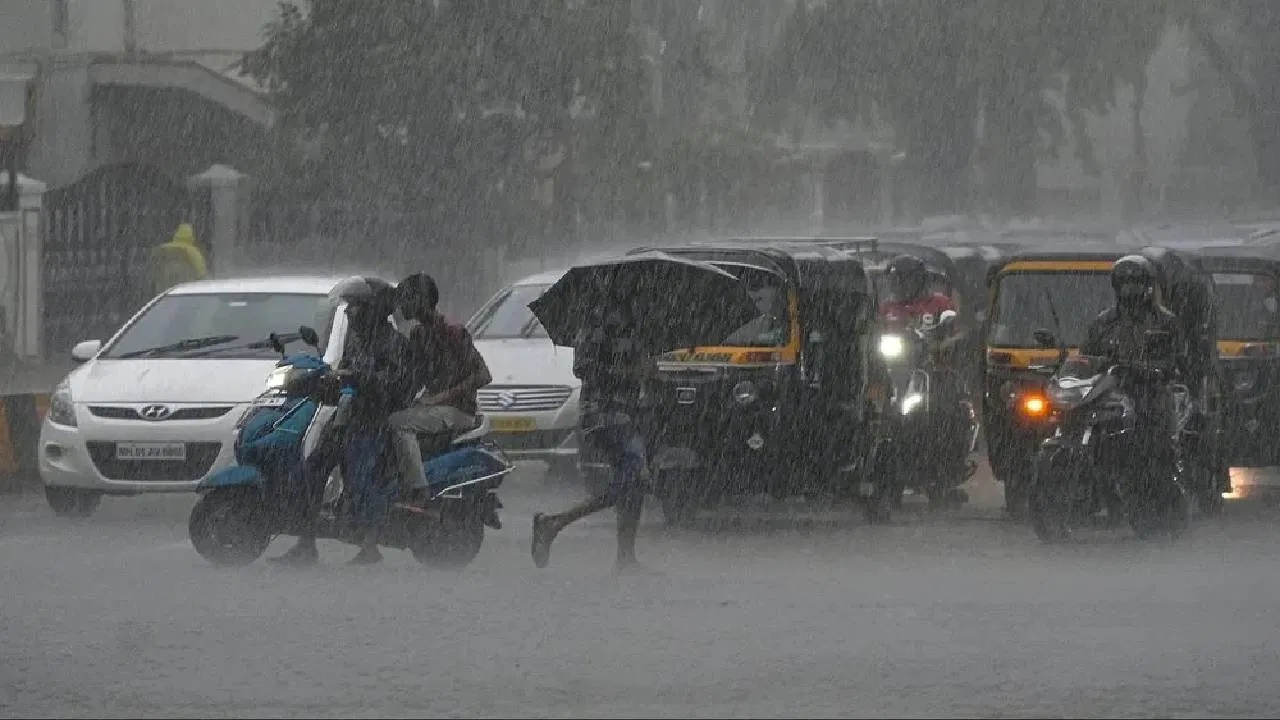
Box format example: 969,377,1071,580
70,339,102,364
299,325,320,348
1032,329,1058,350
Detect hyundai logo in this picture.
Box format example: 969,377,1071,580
497,391,518,410
139,404,173,421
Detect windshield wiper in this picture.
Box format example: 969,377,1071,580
115,334,240,359
183,332,309,357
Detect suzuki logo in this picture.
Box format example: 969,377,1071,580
496,391,518,410
139,404,173,421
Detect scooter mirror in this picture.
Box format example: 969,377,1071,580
299,325,321,348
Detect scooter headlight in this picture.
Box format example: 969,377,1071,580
879,334,906,360
732,380,758,406
900,392,925,415
264,365,291,393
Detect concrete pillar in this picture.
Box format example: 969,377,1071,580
188,164,247,276
0,171,46,360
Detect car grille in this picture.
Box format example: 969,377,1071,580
86,442,222,482
87,406,234,421
478,385,573,413
490,429,574,452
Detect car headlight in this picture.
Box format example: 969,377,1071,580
900,392,924,415
732,380,758,406
879,334,906,360
49,379,76,427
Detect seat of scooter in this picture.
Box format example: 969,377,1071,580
415,413,488,459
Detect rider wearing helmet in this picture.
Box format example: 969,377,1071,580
879,254,955,324
1080,255,1187,373
271,275,415,567
1081,255,1189,489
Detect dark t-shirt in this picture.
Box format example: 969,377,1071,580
407,316,489,415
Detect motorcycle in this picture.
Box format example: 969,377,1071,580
1028,329,1193,544
875,309,980,509
187,326,513,568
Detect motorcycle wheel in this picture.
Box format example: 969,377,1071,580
1028,448,1074,544
188,489,271,567
410,503,485,569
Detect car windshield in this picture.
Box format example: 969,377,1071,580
469,283,551,340
715,265,791,347
1213,273,1280,340
989,271,1114,348
103,292,336,359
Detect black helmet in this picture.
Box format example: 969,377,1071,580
397,272,440,316
1111,255,1157,306
886,254,928,302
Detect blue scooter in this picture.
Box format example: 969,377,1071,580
188,326,513,567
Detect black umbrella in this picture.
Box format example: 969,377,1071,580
528,250,761,353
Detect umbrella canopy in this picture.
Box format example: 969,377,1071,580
528,250,761,353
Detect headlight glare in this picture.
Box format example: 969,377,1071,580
879,334,906,359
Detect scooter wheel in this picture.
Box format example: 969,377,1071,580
410,504,485,569
188,490,271,567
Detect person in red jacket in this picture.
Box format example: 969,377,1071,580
879,254,957,329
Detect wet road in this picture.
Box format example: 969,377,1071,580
4,465,1280,718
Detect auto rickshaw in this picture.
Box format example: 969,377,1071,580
621,240,887,524
1195,245,1280,471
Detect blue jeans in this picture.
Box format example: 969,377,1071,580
343,428,396,533
583,410,648,507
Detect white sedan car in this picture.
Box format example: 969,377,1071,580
467,269,582,479
38,274,371,517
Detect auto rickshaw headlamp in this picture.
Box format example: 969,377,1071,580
732,380,758,406
879,334,906,359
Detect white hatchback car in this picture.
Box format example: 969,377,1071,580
467,269,582,479
38,274,376,517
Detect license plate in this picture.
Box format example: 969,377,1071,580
491,416,536,432
115,442,186,461
676,387,697,404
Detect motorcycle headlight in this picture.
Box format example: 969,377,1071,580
48,379,76,427
732,380,758,406
900,392,925,415
879,334,906,360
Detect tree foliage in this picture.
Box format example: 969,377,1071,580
240,0,655,243
754,0,1178,216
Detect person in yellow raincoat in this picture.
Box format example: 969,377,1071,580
152,223,209,294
